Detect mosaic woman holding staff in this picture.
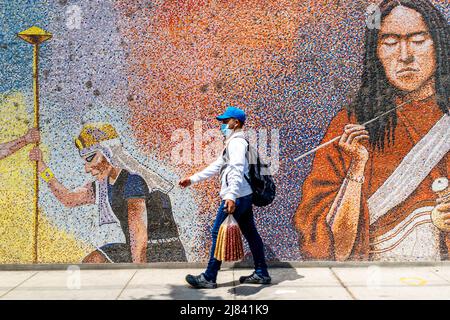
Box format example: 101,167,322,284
29,123,186,263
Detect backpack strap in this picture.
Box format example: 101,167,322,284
230,137,254,191
219,136,250,187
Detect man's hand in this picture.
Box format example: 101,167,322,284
224,199,236,214
24,128,40,145
178,177,192,188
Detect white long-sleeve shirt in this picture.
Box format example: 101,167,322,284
189,130,253,202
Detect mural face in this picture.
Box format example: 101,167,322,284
83,152,111,182
0,0,448,264
377,6,436,92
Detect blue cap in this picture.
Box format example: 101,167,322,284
216,106,246,123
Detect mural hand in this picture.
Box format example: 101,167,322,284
25,128,40,144
338,124,369,163
431,200,450,232
29,146,43,162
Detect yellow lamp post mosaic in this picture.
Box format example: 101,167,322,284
17,26,52,264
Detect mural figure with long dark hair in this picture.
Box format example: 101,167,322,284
294,0,449,261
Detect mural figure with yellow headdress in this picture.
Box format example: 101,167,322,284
29,123,186,263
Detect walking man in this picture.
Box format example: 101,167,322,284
179,106,271,288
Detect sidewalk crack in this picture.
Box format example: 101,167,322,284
0,271,39,299
430,268,450,284
116,270,138,300
330,268,357,300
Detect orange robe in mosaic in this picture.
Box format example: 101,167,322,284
293,98,449,260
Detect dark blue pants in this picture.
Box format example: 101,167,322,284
204,194,269,282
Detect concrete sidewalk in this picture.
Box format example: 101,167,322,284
1,265,450,300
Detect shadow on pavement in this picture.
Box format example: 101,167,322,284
132,245,303,300
230,261,303,297
133,284,227,300
132,279,238,300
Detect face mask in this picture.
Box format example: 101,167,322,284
220,124,233,137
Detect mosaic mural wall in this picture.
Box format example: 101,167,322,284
0,0,448,263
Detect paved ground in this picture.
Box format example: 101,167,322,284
1,265,450,300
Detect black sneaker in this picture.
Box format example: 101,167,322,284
185,273,218,289
239,272,271,284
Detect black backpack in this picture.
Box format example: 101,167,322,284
221,137,276,207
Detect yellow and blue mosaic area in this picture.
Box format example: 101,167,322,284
0,0,448,263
